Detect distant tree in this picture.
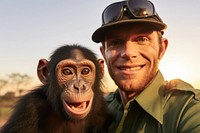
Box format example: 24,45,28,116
2,91,15,100
0,79,8,96
18,89,25,97
8,73,32,96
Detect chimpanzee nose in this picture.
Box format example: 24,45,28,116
73,81,87,92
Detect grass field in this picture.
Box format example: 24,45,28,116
0,106,12,128
0,97,18,128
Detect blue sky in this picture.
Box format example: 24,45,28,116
0,0,200,90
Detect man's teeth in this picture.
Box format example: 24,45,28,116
120,66,142,71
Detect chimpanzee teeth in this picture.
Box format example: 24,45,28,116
71,102,87,111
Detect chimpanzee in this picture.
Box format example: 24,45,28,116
1,44,113,133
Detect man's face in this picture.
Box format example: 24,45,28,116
101,24,168,96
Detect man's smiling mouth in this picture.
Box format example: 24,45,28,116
118,65,145,71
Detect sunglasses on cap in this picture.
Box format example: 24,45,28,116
102,0,162,25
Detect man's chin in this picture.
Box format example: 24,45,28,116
116,79,145,91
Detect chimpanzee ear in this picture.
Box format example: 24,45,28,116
37,58,49,84
98,59,104,79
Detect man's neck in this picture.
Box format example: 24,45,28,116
118,89,138,107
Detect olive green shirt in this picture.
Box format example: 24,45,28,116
106,71,200,133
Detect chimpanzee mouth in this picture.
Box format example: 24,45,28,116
67,101,89,112
62,97,93,119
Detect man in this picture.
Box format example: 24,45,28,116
92,0,200,132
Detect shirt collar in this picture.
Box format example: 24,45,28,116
134,71,166,124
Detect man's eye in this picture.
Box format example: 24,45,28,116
112,40,122,45
136,37,150,44
107,40,123,47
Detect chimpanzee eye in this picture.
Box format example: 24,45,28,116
81,68,90,75
62,68,72,75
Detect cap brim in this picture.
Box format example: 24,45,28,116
92,18,167,43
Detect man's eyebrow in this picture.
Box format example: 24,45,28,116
136,28,154,35
105,33,122,39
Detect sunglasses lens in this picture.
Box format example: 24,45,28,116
102,2,124,24
102,0,156,25
128,0,154,17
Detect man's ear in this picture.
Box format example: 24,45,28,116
98,58,104,79
159,38,168,60
100,46,106,59
37,58,49,84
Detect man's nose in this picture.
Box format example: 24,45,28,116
121,41,139,60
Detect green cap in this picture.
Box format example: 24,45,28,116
92,1,167,43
